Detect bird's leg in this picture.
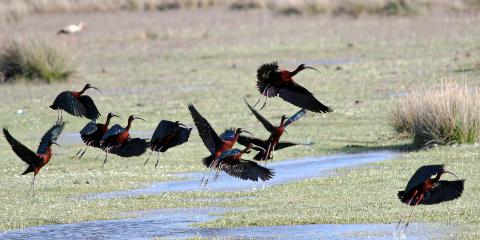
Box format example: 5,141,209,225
77,146,88,160
202,160,219,188
76,145,88,160
57,110,60,122
75,147,83,157
60,110,63,121
201,158,217,187
264,141,273,166
144,151,153,166
31,174,36,197
258,86,273,111
253,84,270,109
396,190,417,230
102,148,110,167
403,194,423,232
155,151,160,168
213,164,222,181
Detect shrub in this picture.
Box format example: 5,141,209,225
0,39,74,83
389,81,480,147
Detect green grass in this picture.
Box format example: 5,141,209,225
0,9,479,239
0,39,73,83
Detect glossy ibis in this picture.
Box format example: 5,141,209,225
188,103,252,186
58,22,85,35
255,61,333,113
244,99,307,161
100,115,145,166
210,144,274,182
3,121,65,196
76,112,120,160
397,165,464,231
50,83,101,121
145,120,192,167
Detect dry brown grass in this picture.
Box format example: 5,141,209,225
390,81,480,147
0,0,479,22
0,39,74,83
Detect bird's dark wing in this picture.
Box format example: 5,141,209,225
51,91,87,117
256,62,280,95
220,159,274,181
420,180,465,205
202,156,213,168
284,109,307,127
78,95,101,120
169,126,192,147
404,165,445,193
151,120,176,141
3,127,42,166
80,121,98,136
277,82,332,113
244,98,275,132
100,124,124,141
237,135,267,148
152,120,177,141
109,138,148,157
188,104,222,154
37,121,65,154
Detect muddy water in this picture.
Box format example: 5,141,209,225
0,207,450,240
91,151,396,199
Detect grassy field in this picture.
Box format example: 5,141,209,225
0,8,480,238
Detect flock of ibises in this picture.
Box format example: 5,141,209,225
3,62,465,231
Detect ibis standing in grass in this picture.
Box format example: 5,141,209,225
50,84,101,121
100,115,146,166
76,112,121,160
255,61,333,113
397,165,465,231
145,120,192,167
3,121,65,196
241,99,309,161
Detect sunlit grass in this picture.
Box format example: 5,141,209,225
0,8,479,239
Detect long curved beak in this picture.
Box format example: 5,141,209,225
89,85,102,93
134,117,146,122
52,142,61,147
240,129,253,136
305,65,321,73
111,113,121,119
444,170,460,180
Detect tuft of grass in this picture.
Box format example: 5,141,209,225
389,81,480,147
0,39,74,83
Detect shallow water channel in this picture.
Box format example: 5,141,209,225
91,151,396,199
0,151,455,239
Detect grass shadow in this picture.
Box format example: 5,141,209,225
332,141,422,154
